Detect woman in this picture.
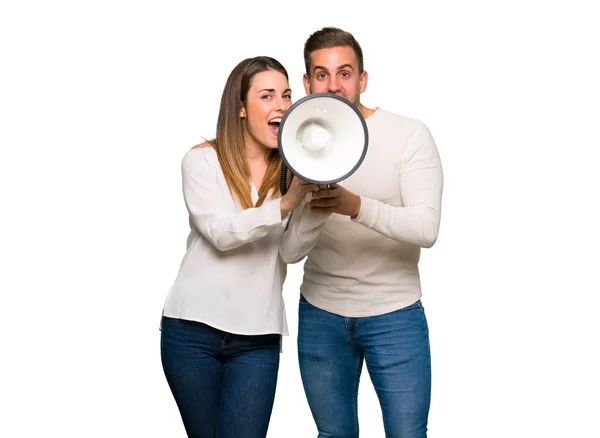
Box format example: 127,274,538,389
160,56,316,438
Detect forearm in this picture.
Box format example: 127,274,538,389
352,196,441,247
279,202,329,263
191,198,286,251
351,120,443,247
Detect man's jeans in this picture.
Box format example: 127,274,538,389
298,295,431,438
161,316,281,438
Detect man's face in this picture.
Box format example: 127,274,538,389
303,46,368,105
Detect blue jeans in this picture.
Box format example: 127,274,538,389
160,316,281,438
298,295,431,438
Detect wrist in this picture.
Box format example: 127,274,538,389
350,195,361,219
280,196,291,216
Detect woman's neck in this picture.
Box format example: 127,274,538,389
243,131,269,164
243,137,270,190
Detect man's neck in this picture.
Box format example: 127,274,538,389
357,102,376,120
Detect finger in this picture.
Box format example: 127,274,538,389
309,198,338,208
292,182,318,193
293,179,315,188
311,189,337,199
310,206,337,214
292,176,313,185
297,184,318,194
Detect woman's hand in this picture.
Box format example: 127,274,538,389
280,177,318,216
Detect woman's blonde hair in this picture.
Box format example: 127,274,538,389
208,56,288,210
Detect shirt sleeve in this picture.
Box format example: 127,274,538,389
352,122,443,248
182,150,286,252
279,200,330,264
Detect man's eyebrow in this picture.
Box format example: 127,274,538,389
313,64,355,73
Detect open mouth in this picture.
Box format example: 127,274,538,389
268,117,282,136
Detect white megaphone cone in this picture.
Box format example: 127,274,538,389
298,121,331,152
278,93,369,194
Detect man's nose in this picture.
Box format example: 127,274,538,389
327,76,340,93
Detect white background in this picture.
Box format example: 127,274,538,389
1,1,599,437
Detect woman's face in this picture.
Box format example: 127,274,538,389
241,69,292,150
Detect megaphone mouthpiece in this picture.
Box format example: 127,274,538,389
298,119,332,153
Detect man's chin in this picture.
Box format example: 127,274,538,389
329,92,353,102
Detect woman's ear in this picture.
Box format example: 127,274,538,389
240,103,246,118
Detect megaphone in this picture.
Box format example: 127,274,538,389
278,93,368,195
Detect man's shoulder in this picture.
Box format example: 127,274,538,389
371,108,428,133
368,108,429,139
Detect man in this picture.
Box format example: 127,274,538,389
279,27,443,437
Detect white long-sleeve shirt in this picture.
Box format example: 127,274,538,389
162,148,290,335
280,108,443,317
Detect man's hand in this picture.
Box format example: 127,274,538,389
192,141,212,149
308,183,361,218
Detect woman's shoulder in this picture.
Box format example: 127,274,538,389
191,140,214,150
182,142,218,171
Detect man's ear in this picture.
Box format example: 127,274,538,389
359,70,369,93
240,103,246,118
303,74,311,95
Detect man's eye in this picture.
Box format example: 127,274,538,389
283,94,292,99
340,72,350,77
317,73,327,79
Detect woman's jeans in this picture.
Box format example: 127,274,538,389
298,295,431,438
161,316,281,438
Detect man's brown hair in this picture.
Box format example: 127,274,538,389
303,27,364,76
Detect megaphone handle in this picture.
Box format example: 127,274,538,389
280,163,294,196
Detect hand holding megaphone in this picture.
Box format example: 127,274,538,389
280,177,318,216
307,183,361,219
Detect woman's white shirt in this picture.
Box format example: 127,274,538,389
161,148,290,336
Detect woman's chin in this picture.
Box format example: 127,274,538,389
264,137,279,150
